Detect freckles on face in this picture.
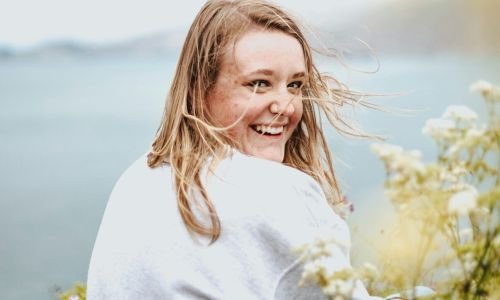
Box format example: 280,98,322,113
206,29,306,163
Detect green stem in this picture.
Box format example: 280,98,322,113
411,230,434,299
472,227,498,299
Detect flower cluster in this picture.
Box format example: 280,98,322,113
294,233,379,300
55,282,86,300
369,80,500,299
297,80,499,299
470,80,500,101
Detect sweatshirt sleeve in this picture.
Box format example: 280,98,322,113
86,158,171,300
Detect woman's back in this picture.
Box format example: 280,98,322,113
87,151,369,299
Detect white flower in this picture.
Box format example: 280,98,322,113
68,296,80,300
476,206,490,216
443,105,478,122
446,144,460,156
448,187,478,215
470,80,500,101
370,143,403,159
309,241,334,259
302,259,324,279
299,257,331,286
463,127,486,147
396,154,425,173
297,230,353,287
450,165,468,179
300,256,346,287
470,80,493,94
422,118,455,138
371,144,424,173
323,278,353,297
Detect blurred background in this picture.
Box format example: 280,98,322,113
1,0,499,299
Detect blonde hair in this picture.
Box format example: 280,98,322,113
148,0,371,243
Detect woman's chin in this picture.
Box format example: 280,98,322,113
244,147,285,163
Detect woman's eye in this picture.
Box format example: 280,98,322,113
288,81,303,89
250,80,270,88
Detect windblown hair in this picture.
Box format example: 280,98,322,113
148,0,371,243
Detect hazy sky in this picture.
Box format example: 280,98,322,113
0,0,376,49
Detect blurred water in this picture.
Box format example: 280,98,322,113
0,54,499,299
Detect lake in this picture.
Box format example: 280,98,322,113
1,54,499,299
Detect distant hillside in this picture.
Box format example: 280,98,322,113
326,0,500,56
1,0,499,59
0,29,186,59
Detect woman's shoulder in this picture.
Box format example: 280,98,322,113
227,150,320,189
101,153,175,223
214,151,332,219
112,153,171,193
228,151,346,227
226,151,328,209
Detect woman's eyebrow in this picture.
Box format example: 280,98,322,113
244,69,274,77
242,69,307,78
292,72,307,79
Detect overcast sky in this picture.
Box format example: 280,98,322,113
0,0,380,49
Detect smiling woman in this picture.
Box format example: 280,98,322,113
86,0,379,299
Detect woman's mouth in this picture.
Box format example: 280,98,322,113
250,125,285,136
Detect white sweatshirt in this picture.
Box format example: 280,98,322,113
87,150,376,299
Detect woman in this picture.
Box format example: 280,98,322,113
87,0,378,299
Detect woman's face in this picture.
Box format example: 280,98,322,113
206,29,306,163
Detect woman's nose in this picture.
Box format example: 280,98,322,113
269,93,296,116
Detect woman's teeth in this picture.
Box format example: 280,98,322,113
252,125,284,135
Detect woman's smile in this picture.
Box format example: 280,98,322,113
250,124,285,135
